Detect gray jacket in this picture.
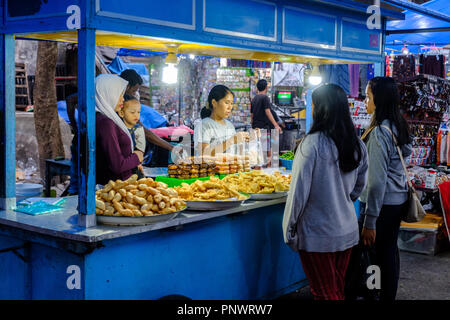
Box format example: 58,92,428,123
359,120,412,229
282,132,368,252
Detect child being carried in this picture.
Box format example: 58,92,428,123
118,94,146,178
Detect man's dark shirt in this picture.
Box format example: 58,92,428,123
251,94,273,129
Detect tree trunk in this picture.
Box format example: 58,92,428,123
33,41,64,180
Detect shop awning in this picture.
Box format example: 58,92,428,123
386,0,450,52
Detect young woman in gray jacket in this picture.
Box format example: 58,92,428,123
283,84,368,300
359,77,412,301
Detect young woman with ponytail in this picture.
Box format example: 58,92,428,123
194,85,249,156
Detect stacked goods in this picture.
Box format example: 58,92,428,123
213,153,251,175
168,156,216,179
174,177,247,201
95,174,186,217
222,170,291,193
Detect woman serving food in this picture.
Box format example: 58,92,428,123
194,85,249,158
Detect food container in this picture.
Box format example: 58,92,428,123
185,194,250,211
155,175,214,188
249,191,288,200
280,159,293,170
97,208,184,226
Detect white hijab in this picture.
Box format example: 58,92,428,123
95,74,133,152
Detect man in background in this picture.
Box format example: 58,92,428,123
250,79,284,166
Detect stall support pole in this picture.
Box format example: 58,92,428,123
374,62,384,77
0,34,16,210
77,28,96,227
305,88,313,133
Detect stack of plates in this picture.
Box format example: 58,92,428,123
16,183,43,202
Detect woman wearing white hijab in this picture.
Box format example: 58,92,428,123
95,74,143,184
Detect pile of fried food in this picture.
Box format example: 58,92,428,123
95,174,186,217
174,176,248,201
214,153,251,175
167,154,251,179
221,170,291,194
168,156,216,179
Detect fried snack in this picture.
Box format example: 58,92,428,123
173,176,246,201
123,202,139,211
134,195,147,206
95,199,106,211
95,176,186,217
221,170,290,194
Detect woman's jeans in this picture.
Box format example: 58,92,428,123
359,201,408,301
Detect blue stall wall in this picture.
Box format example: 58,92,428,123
98,0,195,29
85,204,305,300
204,0,276,40
6,0,79,20
341,18,381,54
283,7,337,48
0,235,85,299
30,243,85,299
0,235,29,299
1,0,401,63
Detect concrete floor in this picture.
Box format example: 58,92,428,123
279,249,450,300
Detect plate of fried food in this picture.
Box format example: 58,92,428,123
221,170,291,200
173,177,250,211
95,174,186,226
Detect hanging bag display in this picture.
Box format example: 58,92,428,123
381,125,426,223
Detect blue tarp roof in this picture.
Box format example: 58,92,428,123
386,0,450,53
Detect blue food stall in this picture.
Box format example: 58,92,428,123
0,0,402,299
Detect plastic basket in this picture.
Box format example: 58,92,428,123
280,159,293,170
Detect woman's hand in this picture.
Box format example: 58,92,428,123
133,150,144,163
234,132,250,144
361,227,376,246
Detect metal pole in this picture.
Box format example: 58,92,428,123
178,77,182,126
0,34,16,210
77,27,96,228
382,0,450,23
386,27,450,35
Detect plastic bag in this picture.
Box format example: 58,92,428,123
345,243,380,301
14,199,66,216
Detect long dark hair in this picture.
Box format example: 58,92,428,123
307,83,362,173
200,85,234,119
364,77,411,146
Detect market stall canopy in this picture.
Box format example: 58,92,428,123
19,30,366,65
386,0,450,52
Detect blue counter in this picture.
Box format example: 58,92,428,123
0,196,306,299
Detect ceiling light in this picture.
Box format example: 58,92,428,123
162,63,178,84
308,65,322,86
162,43,180,84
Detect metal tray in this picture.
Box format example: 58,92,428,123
249,191,288,200
185,194,250,211
96,207,185,226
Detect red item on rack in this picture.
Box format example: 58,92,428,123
437,132,441,164
438,181,450,243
